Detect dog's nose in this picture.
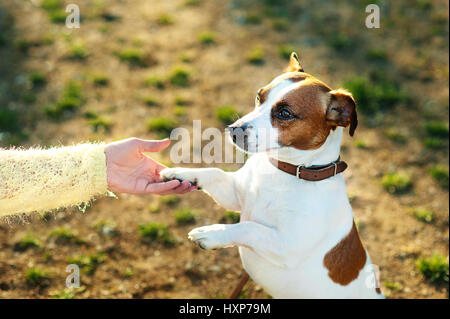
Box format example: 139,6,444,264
228,123,250,131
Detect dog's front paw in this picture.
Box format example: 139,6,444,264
160,168,200,186
188,224,233,250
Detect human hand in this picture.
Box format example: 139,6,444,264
105,138,196,195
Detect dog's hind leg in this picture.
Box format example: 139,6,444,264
160,167,242,211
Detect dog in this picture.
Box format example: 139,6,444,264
161,53,383,299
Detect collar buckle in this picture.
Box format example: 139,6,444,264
296,165,305,179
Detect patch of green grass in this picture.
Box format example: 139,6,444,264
45,81,84,119
89,116,112,133
50,288,84,299
410,208,434,223
142,95,159,107
354,139,368,149
244,12,262,24
148,203,161,214
175,96,189,106
384,280,403,292
277,45,296,60
0,108,21,133
247,47,265,65
366,48,388,62
327,32,354,51
160,195,180,206
216,105,239,125
138,222,174,245
29,71,47,87
25,267,51,287
15,39,31,53
92,74,109,86
144,75,165,89
22,92,37,104
381,172,412,194
223,211,240,224
343,76,407,114
14,234,42,251
67,253,106,275
48,227,86,245
423,137,446,149
198,31,216,44
174,208,196,225
424,122,449,139
416,254,449,284
40,0,61,11
429,166,449,189
271,19,288,32
157,13,174,25
169,67,191,87
174,106,187,117
147,117,178,135
123,267,134,277
94,220,118,237
116,48,149,67
185,0,201,5
383,129,407,144
68,42,89,60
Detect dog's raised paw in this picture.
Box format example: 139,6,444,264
160,168,199,186
188,224,232,250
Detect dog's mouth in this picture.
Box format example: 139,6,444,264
228,128,282,153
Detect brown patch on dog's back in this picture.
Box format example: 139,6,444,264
323,221,367,286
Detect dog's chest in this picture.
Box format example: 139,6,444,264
238,154,333,226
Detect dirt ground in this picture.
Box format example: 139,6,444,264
0,0,448,299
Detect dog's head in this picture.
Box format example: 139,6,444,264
229,52,357,153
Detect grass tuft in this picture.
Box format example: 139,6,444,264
94,220,118,237
116,48,150,67
25,267,51,287
343,76,408,114
14,234,42,251
169,67,191,87
381,172,412,194
68,42,89,60
67,253,106,275
144,75,165,89
138,223,174,245
92,74,109,86
216,105,240,125
147,117,178,135
198,31,216,44
428,166,449,189
174,208,196,225
416,254,449,284
247,47,265,65
223,211,240,224
157,13,174,25
410,208,434,223
29,71,47,87
48,227,86,245
45,81,84,119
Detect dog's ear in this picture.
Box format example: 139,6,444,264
326,89,358,136
285,52,304,72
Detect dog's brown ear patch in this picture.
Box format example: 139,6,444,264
285,52,304,73
323,221,367,286
326,89,358,136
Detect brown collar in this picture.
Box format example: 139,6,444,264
269,157,348,181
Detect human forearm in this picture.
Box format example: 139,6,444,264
0,143,108,217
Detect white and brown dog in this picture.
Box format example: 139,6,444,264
161,53,383,299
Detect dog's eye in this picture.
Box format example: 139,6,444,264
255,95,260,105
277,108,294,120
